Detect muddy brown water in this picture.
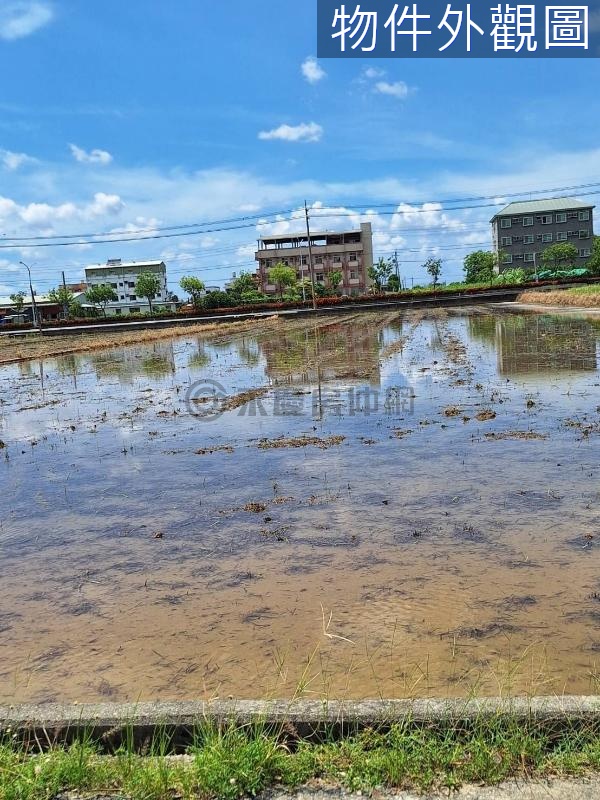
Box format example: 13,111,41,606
1,306,600,703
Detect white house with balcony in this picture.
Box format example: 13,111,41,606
84,259,177,316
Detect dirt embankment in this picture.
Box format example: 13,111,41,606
0,316,281,366
518,289,600,308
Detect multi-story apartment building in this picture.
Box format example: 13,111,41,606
84,258,177,316
255,222,373,296
491,198,595,272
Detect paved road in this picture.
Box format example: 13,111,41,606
265,780,600,799
54,779,600,799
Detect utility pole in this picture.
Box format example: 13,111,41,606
533,251,539,283
304,200,317,311
20,261,41,332
393,250,402,289
61,271,69,319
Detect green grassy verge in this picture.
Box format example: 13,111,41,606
564,284,600,295
3,717,600,799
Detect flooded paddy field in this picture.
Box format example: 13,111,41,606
1,306,600,703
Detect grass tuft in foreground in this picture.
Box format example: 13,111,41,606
3,716,600,799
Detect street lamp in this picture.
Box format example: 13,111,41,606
19,261,42,332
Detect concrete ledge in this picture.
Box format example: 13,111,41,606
2,697,600,748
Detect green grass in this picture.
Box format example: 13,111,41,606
565,284,600,295
3,717,600,799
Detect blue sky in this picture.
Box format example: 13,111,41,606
0,0,599,293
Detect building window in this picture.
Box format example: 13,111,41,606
541,233,553,243
522,216,534,226
540,214,552,224
579,210,590,221
111,283,118,288
350,271,357,279
556,232,568,241
316,273,324,283
501,236,512,246
115,308,122,315
580,248,592,257
500,218,511,229
579,230,590,239
129,307,138,313
128,282,135,288
523,234,534,244
348,252,357,261
524,253,535,263
555,212,567,223
502,253,513,264
129,295,137,300
333,255,342,263
120,295,125,300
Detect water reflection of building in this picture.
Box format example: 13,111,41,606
90,341,177,383
495,314,597,375
259,319,386,387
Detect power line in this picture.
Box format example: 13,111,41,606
1,180,599,250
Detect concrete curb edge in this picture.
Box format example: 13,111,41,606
2,696,600,735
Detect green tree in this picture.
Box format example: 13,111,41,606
9,291,25,313
328,270,343,294
587,235,600,276
368,257,393,292
540,242,579,271
229,271,257,296
85,284,119,317
135,272,162,314
423,257,443,289
387,274,401,292
494,268,527,286
268,263,297,299
179,276,205,307
463,250,496,284
48,285,76,318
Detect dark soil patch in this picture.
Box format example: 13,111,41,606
257,435,346,450
244,502,268,513
195,445,235,455
485,431,548,441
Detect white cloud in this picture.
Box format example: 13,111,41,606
363,67,386,79
0,148,35,170
69,143,113,165
258,122,323,143
391,202,465,231
301,56,326,84
20,201,78,226
374,80,410,100
0,191,124,229
88,192,123,216
0,1,53,40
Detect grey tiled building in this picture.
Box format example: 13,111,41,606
490,198,595,273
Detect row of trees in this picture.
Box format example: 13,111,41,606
463,237,600,284
14,236,599,322
14,271,167,320
178,265,345,308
